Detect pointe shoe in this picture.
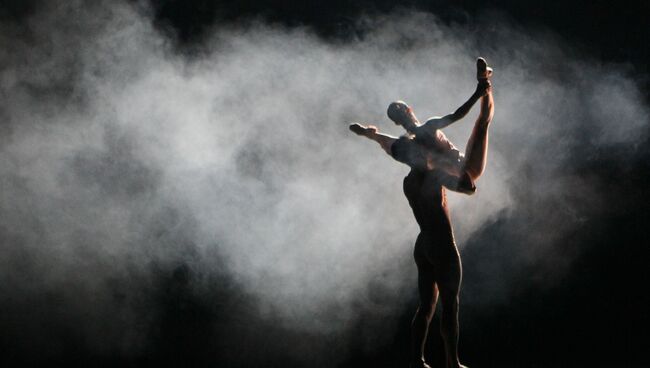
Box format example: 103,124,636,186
476,57,493,80
349,123,366,135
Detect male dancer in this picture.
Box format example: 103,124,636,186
349,58,494,368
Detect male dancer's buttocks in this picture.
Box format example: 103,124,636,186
350,58,494,368
404,169,464,368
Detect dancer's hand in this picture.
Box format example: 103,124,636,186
349,123,377,137
476,79,492,97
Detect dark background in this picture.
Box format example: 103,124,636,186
1,1,648,367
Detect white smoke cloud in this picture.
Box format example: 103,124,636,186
0,1,647,363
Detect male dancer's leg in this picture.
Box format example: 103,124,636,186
434,243,464,368
411,234,439,368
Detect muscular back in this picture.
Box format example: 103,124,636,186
403,169,455,240
391,135,431,171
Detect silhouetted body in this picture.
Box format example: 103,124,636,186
350,58,494,368
402,168,463,368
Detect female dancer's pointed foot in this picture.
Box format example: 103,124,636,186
476,57,493,80
348,123,377,137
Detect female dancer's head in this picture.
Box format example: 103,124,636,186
387,101,418,131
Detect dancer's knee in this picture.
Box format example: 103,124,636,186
439,290,459,310
463,160,485,181
466,167,483,181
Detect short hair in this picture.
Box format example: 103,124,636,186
387,101,409,123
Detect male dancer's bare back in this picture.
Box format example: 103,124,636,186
350,58,495,368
